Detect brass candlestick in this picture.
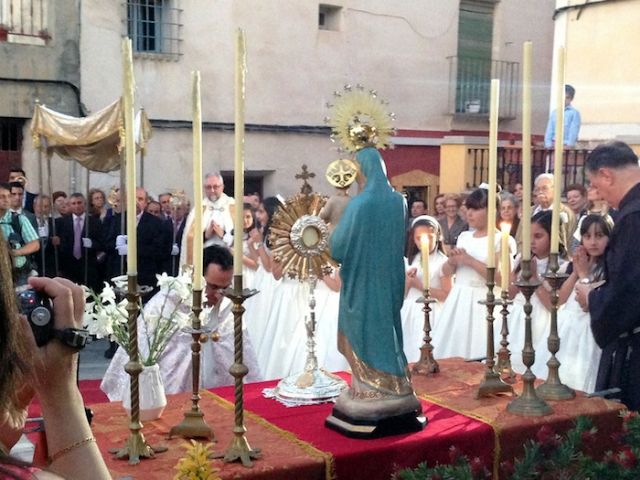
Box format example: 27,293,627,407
507,259,552,416
537,253,575,400
496,291,516,383
214,275,261,467
169,288,214,439
110,274,167,464
411,289,439,375
476,267,514,398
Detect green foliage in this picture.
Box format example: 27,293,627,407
395,412,640,479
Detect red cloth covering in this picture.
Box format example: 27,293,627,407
211,373,494,479
26,359,626,479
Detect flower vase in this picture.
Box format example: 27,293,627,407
122,363,167,421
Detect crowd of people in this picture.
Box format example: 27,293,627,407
2,140,639,476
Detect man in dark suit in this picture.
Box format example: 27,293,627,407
33,194,58,277
8,168,36,213
52,193,104,291
160,194,187,276
106,187,171,289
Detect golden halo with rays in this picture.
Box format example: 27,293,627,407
325,158,358,188
325,84,395,152
268,193,337,281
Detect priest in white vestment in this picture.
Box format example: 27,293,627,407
180,172,235,267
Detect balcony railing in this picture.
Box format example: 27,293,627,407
447,56,519,120
467,147,592,193
0,0,49,44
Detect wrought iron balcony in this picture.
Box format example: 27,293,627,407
467,146,592,193
447,56,519,120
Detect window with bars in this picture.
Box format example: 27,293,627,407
126,0,181,59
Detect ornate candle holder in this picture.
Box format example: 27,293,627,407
411,289,439,376
495,291,516,383
507,260,552,416
214,275,261,467
110,274,167,464
537,253,575,401
169,288,214,439
477,267,514,398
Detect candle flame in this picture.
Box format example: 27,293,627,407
420,233,430,248
500,222,511,234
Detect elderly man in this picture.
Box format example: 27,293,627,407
106,187,171,287
180,172,235,266
33,194,57,277
158,192,173,220
101,244,262,398
576,141,640,410
52,193,104,290
531,173,576,254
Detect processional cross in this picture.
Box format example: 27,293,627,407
295,164,315,195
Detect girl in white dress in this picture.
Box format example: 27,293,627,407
401,215,452,363
314,269,350,372
244,198,283,359
241,203,259,289
432,188,512,360
508,210,568,376
534,214,611,392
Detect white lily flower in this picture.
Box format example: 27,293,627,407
156,272,173,290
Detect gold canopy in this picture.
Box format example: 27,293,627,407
30,99,152,173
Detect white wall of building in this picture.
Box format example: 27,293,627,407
22,0,555,199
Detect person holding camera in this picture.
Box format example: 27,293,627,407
0,182,40,287
0,236,110,479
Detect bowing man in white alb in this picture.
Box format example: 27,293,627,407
101,244,262,399
180,172,235,266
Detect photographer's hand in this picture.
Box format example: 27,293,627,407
24,277,110,480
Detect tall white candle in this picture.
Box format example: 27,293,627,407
233,29,246,276
550,47,565,254
500,223,510,291
487,79,500,268
420,234,430,291
521,41,533,261
122,38,137,275
192,71,203,290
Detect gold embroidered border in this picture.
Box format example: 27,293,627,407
419,393,502,479
202,390,336,480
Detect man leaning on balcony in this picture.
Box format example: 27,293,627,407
544,84,581,148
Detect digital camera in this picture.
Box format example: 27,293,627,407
17,288,54,347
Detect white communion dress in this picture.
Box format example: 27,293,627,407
507,256,566,377
432,230,512,360
534,266,602,392
400,250,448,363
313,271,350,373
101,291,262,400
243,256,282,355
254,276,312,380
242,236,258,289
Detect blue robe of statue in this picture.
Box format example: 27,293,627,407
330,147,413,396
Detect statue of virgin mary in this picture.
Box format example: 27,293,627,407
326,147,424,437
